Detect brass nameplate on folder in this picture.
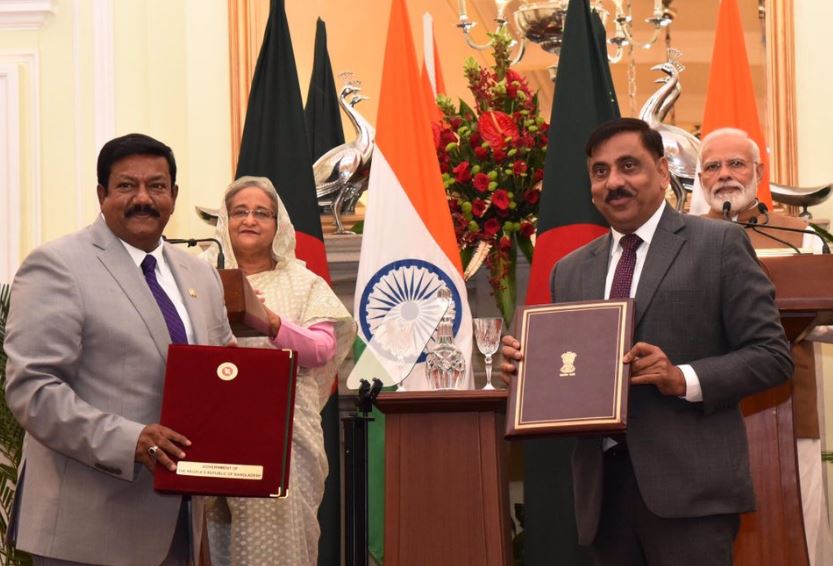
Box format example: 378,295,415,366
176,462,264,481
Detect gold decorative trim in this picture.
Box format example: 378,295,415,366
227,0,268,173
765,0,797,188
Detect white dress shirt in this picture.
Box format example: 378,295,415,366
604,201,702,402
120,238,196,344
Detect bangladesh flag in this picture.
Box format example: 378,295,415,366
303,17,345,566
235,0,328,280
522,1,619,564
305,18,345,163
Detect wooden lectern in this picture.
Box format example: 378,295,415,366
735,254,833,566
218,269,270,337
375,389,512,566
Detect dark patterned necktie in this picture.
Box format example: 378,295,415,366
141,255,188,344
609,233,643,299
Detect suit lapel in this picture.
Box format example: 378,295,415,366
165,244,208,345
91,217,171,360
582,235,611,300
634,206,686,327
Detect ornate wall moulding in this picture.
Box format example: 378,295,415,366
0,0,56,31
0,50,42,274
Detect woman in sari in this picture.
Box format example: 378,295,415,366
202,176,355,565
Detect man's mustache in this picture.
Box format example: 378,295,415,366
605,188,635,203
711,180,745,193
125,205,160,218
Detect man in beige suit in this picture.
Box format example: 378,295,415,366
4,133,233,565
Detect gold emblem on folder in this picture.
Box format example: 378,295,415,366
559,351,577,377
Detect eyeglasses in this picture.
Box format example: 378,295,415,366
229,208,276,221
701,159,754,176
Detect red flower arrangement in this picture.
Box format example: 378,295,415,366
435,30,548,324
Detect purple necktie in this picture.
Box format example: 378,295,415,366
141,255,188,344
609,233,643,299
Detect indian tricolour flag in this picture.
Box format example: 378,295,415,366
350,1,472,561
351,0,472,392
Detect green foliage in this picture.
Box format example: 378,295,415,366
0,284,31,565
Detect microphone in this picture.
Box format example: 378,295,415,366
756,202,770,225
163,236,226,268
722,201,731,220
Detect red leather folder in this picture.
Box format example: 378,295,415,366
154,344,297,497
506,299,634,438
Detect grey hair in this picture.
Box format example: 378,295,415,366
699,127,761,164
224,176,280,213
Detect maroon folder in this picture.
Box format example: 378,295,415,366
154,344,297,497
506,299,634,438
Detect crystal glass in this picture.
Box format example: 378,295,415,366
473,317,503,390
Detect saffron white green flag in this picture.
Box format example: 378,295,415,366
348,1,472,562
349,2,472,392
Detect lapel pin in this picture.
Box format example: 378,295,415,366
188,288,197,298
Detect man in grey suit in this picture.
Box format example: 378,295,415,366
4,133,233,565
502,118,793,565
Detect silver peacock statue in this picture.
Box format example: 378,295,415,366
314,77,375,234
638,50,699,211
639,49,831,216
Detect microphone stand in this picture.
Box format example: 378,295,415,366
163,236,226,268
343,378,383,566
722,201,831,254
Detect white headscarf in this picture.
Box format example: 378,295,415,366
203,176,355,410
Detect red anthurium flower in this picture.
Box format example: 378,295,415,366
453,162,472,184
472,173,490,193
492,189,510,210
478,111,519,152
